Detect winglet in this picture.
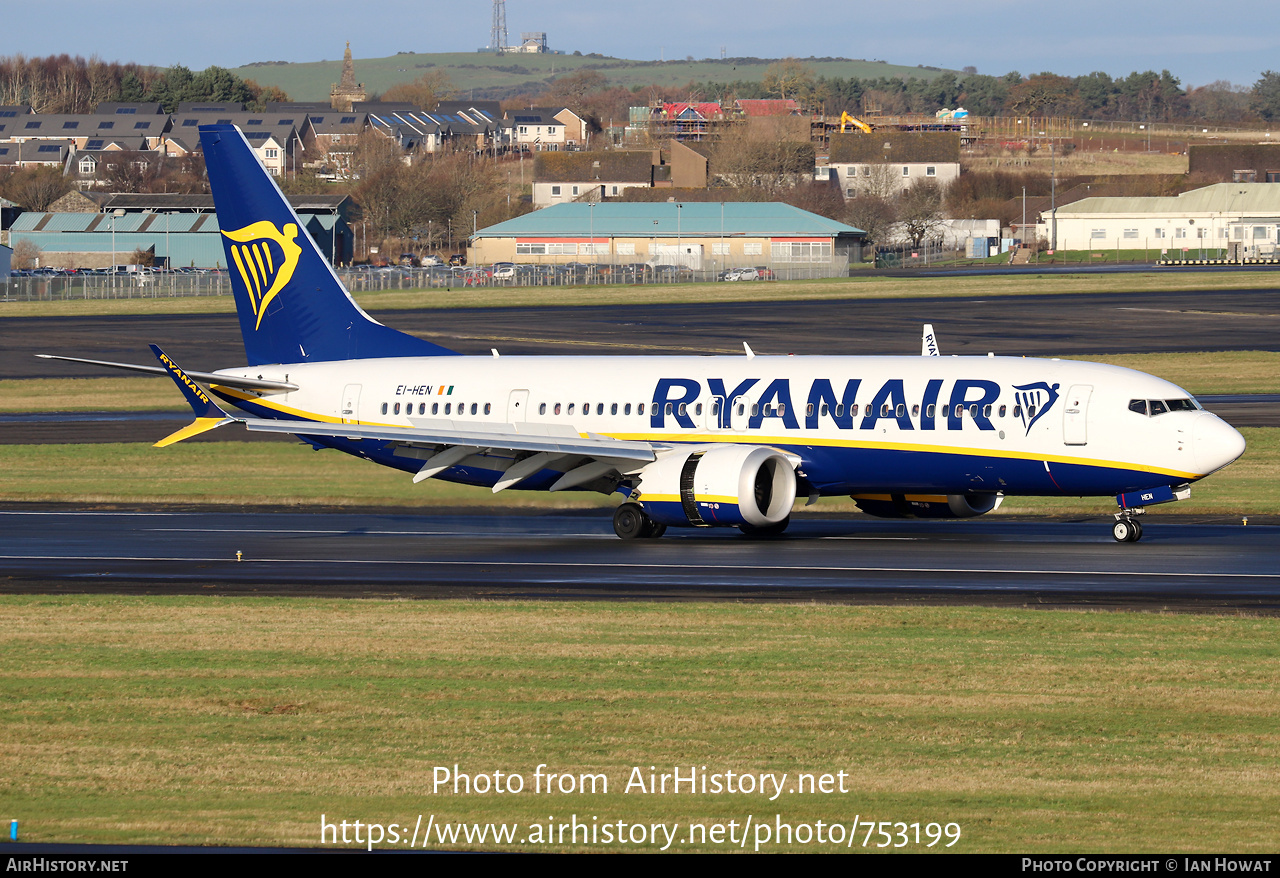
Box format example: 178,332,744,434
921,324,940,356
149,344,235,447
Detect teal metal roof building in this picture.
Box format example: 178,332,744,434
471,202,865,272
475,202,864,239
9,200,351,269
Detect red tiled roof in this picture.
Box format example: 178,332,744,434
662,102,723,120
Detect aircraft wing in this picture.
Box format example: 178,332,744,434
146,345,656,492
239,417,658,462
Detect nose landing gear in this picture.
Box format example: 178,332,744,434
1112,513,1145,542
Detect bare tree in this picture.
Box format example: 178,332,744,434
761,58,815,103
0,165,72,210
845,195,897,245
11,238,42,270
897,181,944,248
382,69,456,111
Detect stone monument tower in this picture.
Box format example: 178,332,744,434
330,42,367,111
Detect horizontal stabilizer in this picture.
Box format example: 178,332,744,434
35,354,297,392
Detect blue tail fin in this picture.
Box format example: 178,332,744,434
199,124,458,365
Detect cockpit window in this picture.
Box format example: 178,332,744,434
1132,397,1199,416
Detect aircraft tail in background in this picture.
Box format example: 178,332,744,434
198,124,459,366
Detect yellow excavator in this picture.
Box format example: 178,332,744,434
839,111,873,134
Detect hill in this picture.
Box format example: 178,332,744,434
230,52,952,102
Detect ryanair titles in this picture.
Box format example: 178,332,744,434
650,377,1059,434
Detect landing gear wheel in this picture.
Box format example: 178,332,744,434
738,516,791,538
614,503,658,540
1113,519,1143,543
642,520,667,539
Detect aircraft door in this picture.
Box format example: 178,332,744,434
507,389,530,423
340,383,361,424
1062,384,1092,445
730,395,752,433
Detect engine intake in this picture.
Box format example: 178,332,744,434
636,445,798,528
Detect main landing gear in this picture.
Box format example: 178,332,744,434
613,503,667,540
1112,513,1144,543
738,516,791,538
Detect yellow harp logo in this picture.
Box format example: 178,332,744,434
222,221,303,330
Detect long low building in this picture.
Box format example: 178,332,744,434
470,202,866,271
1038,183,1280,257
9,194,352,269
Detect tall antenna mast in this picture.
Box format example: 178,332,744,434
491,0,508,54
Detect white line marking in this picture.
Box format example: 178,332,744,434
1,555,1276,578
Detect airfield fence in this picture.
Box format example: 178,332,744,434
2,258,855,302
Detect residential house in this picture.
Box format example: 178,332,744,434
532,150,658,206
826,132,960,198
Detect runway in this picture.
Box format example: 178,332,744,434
6,289,1280,380
2,509,1277,612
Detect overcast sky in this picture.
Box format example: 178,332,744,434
4,0,1277,89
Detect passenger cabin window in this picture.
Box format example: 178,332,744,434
625,403,632,415
432,403,439,415
540,403,547,415
381,403,388,415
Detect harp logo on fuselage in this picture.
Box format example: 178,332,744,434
222,221,303,331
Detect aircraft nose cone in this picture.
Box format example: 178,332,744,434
1192,413,1246,475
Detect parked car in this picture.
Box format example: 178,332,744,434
448,253,467,266
722,267,759,282
491,262,516,280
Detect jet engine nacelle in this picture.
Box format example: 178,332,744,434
852,492,1004,519
636,445,798,528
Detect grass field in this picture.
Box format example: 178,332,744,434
229,51,947,104
0,427,1272,514
5,269,1280,320
1,597,1276,851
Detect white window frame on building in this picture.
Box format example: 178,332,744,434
1091,228,1107,239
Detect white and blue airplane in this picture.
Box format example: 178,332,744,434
41,125,1246,542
